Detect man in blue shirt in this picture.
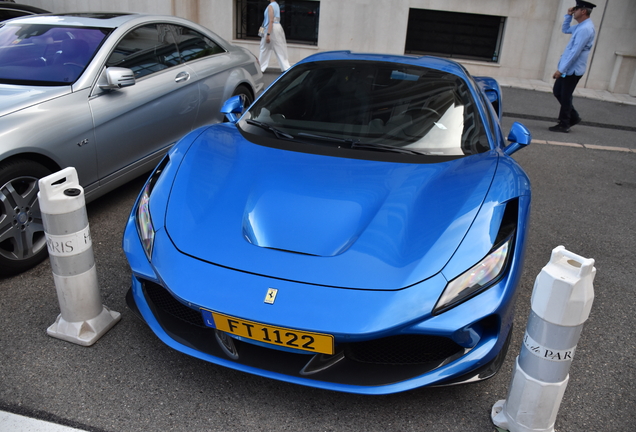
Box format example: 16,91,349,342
550,1,596,133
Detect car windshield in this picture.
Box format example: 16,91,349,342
0,23,109,85
243,60,490,157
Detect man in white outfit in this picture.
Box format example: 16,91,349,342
259,0,291,72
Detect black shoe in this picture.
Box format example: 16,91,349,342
549,123,570,133
570,117,582,126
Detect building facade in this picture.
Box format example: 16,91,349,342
20,0,636,95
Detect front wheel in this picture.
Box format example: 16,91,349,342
0,159,52,276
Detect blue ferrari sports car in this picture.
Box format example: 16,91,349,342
123,51,532,394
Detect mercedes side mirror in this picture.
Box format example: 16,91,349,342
99,67,136,90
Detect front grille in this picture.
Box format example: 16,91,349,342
136,279,480,386
344,334,464,365
143,281,206,327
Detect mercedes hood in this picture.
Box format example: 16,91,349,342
0,84,70,118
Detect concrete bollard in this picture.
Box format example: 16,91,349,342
491,246,595,432
38,167,120,346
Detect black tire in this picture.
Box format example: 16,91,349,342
0,159,53,276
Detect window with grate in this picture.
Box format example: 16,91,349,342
405,9,505,63
235,0,319,45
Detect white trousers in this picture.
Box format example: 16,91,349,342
259,24,290,72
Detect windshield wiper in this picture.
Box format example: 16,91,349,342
296,132,355,145
246,119,295,140
350,141,427,155
296,132,426,155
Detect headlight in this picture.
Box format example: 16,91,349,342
434,237,512,314
135,156,169,260
136,182,155,260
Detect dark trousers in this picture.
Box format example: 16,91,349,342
553,74,582,127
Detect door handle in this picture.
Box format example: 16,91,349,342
175,71,190,83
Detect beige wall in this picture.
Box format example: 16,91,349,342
18,0,636,93
585,0,636,93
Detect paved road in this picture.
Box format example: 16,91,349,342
1,86,634,432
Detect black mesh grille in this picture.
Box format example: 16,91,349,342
344,334,463,365
143,281,206,328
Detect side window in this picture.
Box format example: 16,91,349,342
475,87,499,143
106,24,181,79
479,93,495,136
171,26,226,63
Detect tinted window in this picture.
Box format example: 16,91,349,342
477,91,497,142
106,24,181,79
244,61,490,157
171,26,225,62
235,0,320,46
0,24,108,85
406,9,505,63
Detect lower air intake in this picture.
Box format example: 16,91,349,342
344,334,464,365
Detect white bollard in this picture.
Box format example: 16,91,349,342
38,167,121,346
491,246,595,432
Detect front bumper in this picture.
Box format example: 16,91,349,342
123,216,524,394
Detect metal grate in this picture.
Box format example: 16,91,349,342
235,0,319,45
405,9,505,63
143,281,206,328
344,334,464,365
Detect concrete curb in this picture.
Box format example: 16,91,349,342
533,139,636,153
0,411,88,432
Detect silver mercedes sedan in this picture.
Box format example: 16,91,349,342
0,12,264,275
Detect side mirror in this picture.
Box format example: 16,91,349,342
221,95,244,124
99,67,135,90
504,122,532,156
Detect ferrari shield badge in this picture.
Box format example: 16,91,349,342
264,288,278,304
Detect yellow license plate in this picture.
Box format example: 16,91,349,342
209,311,334,355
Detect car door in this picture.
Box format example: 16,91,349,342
170,26,236,127
89,23,199,184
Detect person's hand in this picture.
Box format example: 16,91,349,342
266,35,271,44
553,70,562,79
567,7,575,15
